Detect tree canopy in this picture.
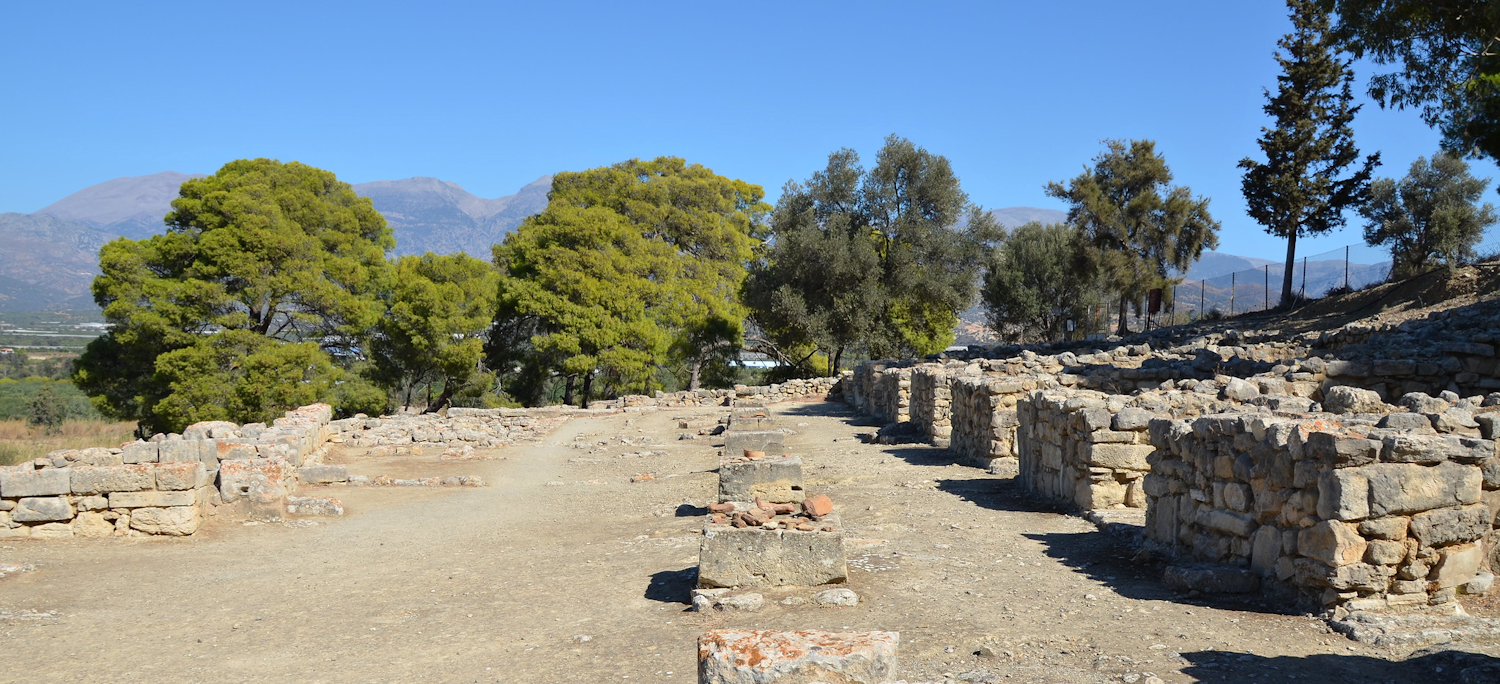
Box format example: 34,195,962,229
1241,0,1380,307
980,222,1098,344
74,158,393,433
1360,150,1499,277
491,157,768,405
745,136,998,371
1322,1,1500,167
1047,140,1220,335
370,252,500,411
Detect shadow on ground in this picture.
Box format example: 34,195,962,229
674,503,707,517
934,477,1060,515
1178,646,1500,683
645,567,696,605
779,401,882,425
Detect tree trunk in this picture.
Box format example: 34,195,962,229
422,383,455,414
1116,292,1130,336
689,359,702,391
832,346,844,376
563,374,576,407
1280,229,1297,308
581,373,594,408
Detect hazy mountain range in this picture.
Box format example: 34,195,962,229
0,172,1387,313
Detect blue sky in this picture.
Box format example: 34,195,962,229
3,0,1496,261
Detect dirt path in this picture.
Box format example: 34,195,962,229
0,403,1493,683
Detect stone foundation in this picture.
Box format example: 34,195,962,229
719,453,804,503
699,512,847,588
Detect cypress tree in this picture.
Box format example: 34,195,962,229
1240,0,1380,307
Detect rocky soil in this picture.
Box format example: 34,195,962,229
1,400,1497,683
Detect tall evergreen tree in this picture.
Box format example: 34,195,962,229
1241,0,1380,307
1361,151,1499,277
1046,140,1220,336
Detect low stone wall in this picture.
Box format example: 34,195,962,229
910,363,966,446
850,361,897,415
948,375,1058,474
594,375,844,410
872,366,913,424
340,409,574,449
1143,400,1500,609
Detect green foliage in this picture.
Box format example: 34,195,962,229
1046,139,1220,335
371,252,499,411
74,158,395,433
980,222,1099,344
26,383,65,434
745,136,996,373
1324,1,1500,167
492,157,768,405
0,379,97,421
1242,0,1380,306
0,353,74,381
1360,151,1499,277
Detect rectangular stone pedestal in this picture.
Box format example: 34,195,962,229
699,513,846,588
719,454,804,503
722,430,785,456
727,410,777,431
698,629,899,684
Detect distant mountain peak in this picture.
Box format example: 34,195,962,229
37,171,204,236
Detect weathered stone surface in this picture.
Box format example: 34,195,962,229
70,465,155,495
722,430,786,457
71,511,114,537
1196,509,1257,537
219,457,293,505
1087,443,1154,471
1409,505,1491,547
120,441,159,464
1377,412,1437,434
1112,407,1154,430
1432,543,1483,589
28,522,73,539
0,467,71,497
1366,462,1482,516
697,630,898,684
285,496,344,516
691,589,765,613
1299,520,1367,567
109,490,195,508
157,440,199,463
699,516,846,588
1305,432,1380,466
1222,378,1260,402
1317,469,1370,521
12,496,73,522
153,461,204,491
813,588,860,606
1324,386,1385,414
128,506,200,536
718,456,803,504
297,465,348,484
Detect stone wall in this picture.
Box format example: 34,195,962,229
593,375,845,411
872,366,913,424
1142,399,1500,609
948,375,1057,475
910,363,968,447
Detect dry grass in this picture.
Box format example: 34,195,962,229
0,419,137,466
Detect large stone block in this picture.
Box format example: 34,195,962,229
108,490,195,508
699,515,846,588
1323,386,1384,414
120,442,159,464
13,496,74,522
1299,520,1366,567
297,465,348,484
1409,504,1490,547
722,430,785,456
70,465,155,495
219,457,293,504
154,461,205,491
1087,443,1154,471
128,506,200,536
0,467,71,497
1317,469,1369,521
1366,462,1481,517
157,440,199,463
72,511,114,537
697,630,898,684
1304,432,1380,466
1433,543,1483,589
718,455,803,503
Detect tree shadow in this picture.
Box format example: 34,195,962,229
1020,529,1297,614
645,566,697,605
1178,647,1500,683
934,477,1059,515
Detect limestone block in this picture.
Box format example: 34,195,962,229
1381,434,1493,464
719,455,803,504
1377,412,1437,434
77,495,107,511
1304,432,1380,466
13,496,73,522
1250,525,1282,576
1222,378,1261,402
0,467,71,497
1365,539,1407,565
72,511,114,538
1433,543,1483,589
1317,469,1369,521
1408,504,1490,547
1164,564,1259,593
1366,462,1481,516
1113,407,1154,430
1299,520,1366,567
697,630,898,684
29,522,73,539
120,441,160,464
154,461,204,491
219,457,293,504
1358,516,1409,541
722,430,785,456
297,465,348,484
285,496,344,516
699,515,846,588
109,490,195,508
1087,443,1154,471
157,440,199,463
1326,562,1393,592
70,464,155,495
214,439,261,461
1197,509,1257,537
128,506,200,536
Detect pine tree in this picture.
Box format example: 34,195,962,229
26,384,65,435
1241,0,1380,307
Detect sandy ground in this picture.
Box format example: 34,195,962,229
1,401,1497,683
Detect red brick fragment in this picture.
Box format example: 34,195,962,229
707,502,736,514
802,494,833,518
